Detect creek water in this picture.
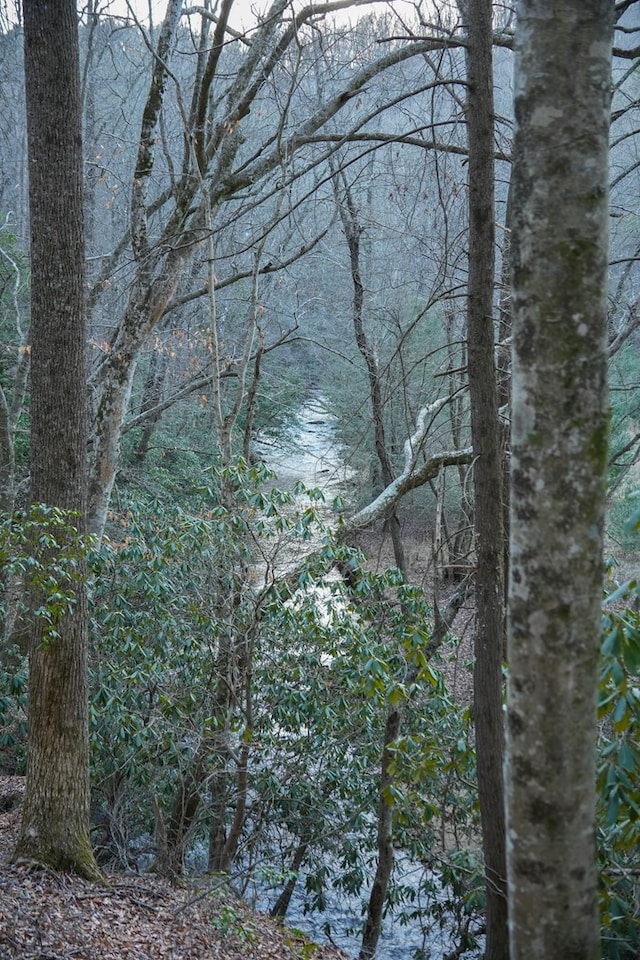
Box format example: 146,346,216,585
251,856,474,960
252,398,480,960
255,394,355,501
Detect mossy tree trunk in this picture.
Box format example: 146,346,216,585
506,1,612,957
12,0,101,882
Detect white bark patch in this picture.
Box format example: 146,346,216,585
530,104,563,128
527,609,548,637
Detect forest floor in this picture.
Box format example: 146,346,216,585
0,776,349,960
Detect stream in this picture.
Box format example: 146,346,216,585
255,394,355,503
251,397,480,960
250,854,474,960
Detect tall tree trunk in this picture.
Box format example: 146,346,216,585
506,2,612,958
13,0,100,881
463,1,509,956
497,181,513,621
359,707,401,960
335,175,406,575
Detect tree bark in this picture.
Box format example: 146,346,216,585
13,0,100,880
337,400,472,543
270,836,311,920
334,174,406,575
131,346,169,467
359,707,401,960
506,2,613,958
463,1,509,955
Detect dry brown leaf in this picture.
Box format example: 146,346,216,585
0,776,350,960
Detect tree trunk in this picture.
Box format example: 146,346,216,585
13,0,100,881
132,346,169,467
359,589,471,960
506,2,613,958
445,315,473,579
162,612,245,877
271,836,311,920
463,1,509,956
359,707,401,960
88,269,182,538
497,181,513,624
333,171,406,574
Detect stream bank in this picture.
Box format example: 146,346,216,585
251,398,480,960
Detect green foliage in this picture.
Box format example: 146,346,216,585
87,459,329,856
599,569,640,959
0,503,89,645
0,648,27,772
89,467,262,805
210,904,257,943
90,502,225,784
84,460,478,941
250,543,476,930
0,504,91,771
0,466,477,945
283,927,322,960
120,347,308,506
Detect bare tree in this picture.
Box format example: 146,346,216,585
332,170,407,574
83,1,473,538
12,0,100,880
506,1,613,957
462,1,509,957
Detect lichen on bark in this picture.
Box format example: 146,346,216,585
506,2,613,959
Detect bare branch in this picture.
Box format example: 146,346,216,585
121,325,299,434
337,399,473,540
130,0,184,262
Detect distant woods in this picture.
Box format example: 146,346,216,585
0,2,639,958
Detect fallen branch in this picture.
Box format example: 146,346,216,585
252,400,472,596
337,397,472,540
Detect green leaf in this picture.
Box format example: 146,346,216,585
622,630,640,675
613,695,629,733
603,579,637,607
624,507,640,533
602,626,621,657
618,741,638,773
606,789,621,825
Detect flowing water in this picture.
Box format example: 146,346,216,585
256,394,355,501
251,854,475,960
252,398,480,960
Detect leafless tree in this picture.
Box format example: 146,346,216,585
506,2,613,956
12,0,101,881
